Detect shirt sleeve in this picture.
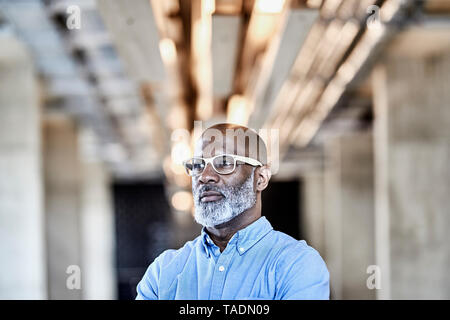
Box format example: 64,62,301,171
135,255,163,300
276,246,330,300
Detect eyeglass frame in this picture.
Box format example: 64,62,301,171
182,153,263,176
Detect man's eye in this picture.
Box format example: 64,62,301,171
221,160,233,166
216,163,231,168
193,163,204,169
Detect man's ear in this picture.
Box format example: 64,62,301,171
255,165,271,192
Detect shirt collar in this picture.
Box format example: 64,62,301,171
200,216,273,257
201,228,214,258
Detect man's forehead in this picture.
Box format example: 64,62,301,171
194,128,260,157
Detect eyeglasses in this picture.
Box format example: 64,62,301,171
182,154,263,176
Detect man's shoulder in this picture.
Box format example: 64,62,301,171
153,235,203,266
270,229,312,250
269,230,325,266
267,232,329,299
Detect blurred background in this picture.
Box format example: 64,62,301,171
0,0,449,300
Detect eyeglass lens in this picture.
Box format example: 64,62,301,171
185,155,236,176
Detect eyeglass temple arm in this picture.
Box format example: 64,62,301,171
233,155,263,167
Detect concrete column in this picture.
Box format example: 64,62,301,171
301,171,326,258
0,34,46,299
79,139,116,299
372,51,450,299
324,133,375,300
43,115,82,299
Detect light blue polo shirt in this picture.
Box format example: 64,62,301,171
136,216,329,300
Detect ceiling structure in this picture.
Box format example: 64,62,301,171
1,0,448,212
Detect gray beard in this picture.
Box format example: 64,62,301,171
192,168,257,228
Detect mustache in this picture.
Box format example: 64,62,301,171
194,185,226,198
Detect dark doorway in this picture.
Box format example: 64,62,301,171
113,181,172,300
261,179,302,240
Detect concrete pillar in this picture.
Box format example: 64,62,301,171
79,139,116,299
43,115,82,299
372,51,450,299
324,133,375,300
301,171,326,257
0,34,46,299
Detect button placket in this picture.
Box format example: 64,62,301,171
208,244,236,299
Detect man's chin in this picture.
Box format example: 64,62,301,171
195,215,233,228
194,209,245,229
194,210,234,228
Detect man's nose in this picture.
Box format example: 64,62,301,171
198,163,219,184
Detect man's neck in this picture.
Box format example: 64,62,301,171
205,204,261,252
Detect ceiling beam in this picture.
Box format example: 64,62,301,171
262,0,411,158
211,15,241,98
248,7,319,129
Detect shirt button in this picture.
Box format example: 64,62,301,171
239,247,245,252
218,265,225,272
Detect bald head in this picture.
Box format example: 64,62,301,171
194,123,268,165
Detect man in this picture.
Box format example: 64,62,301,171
136,123,329,300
